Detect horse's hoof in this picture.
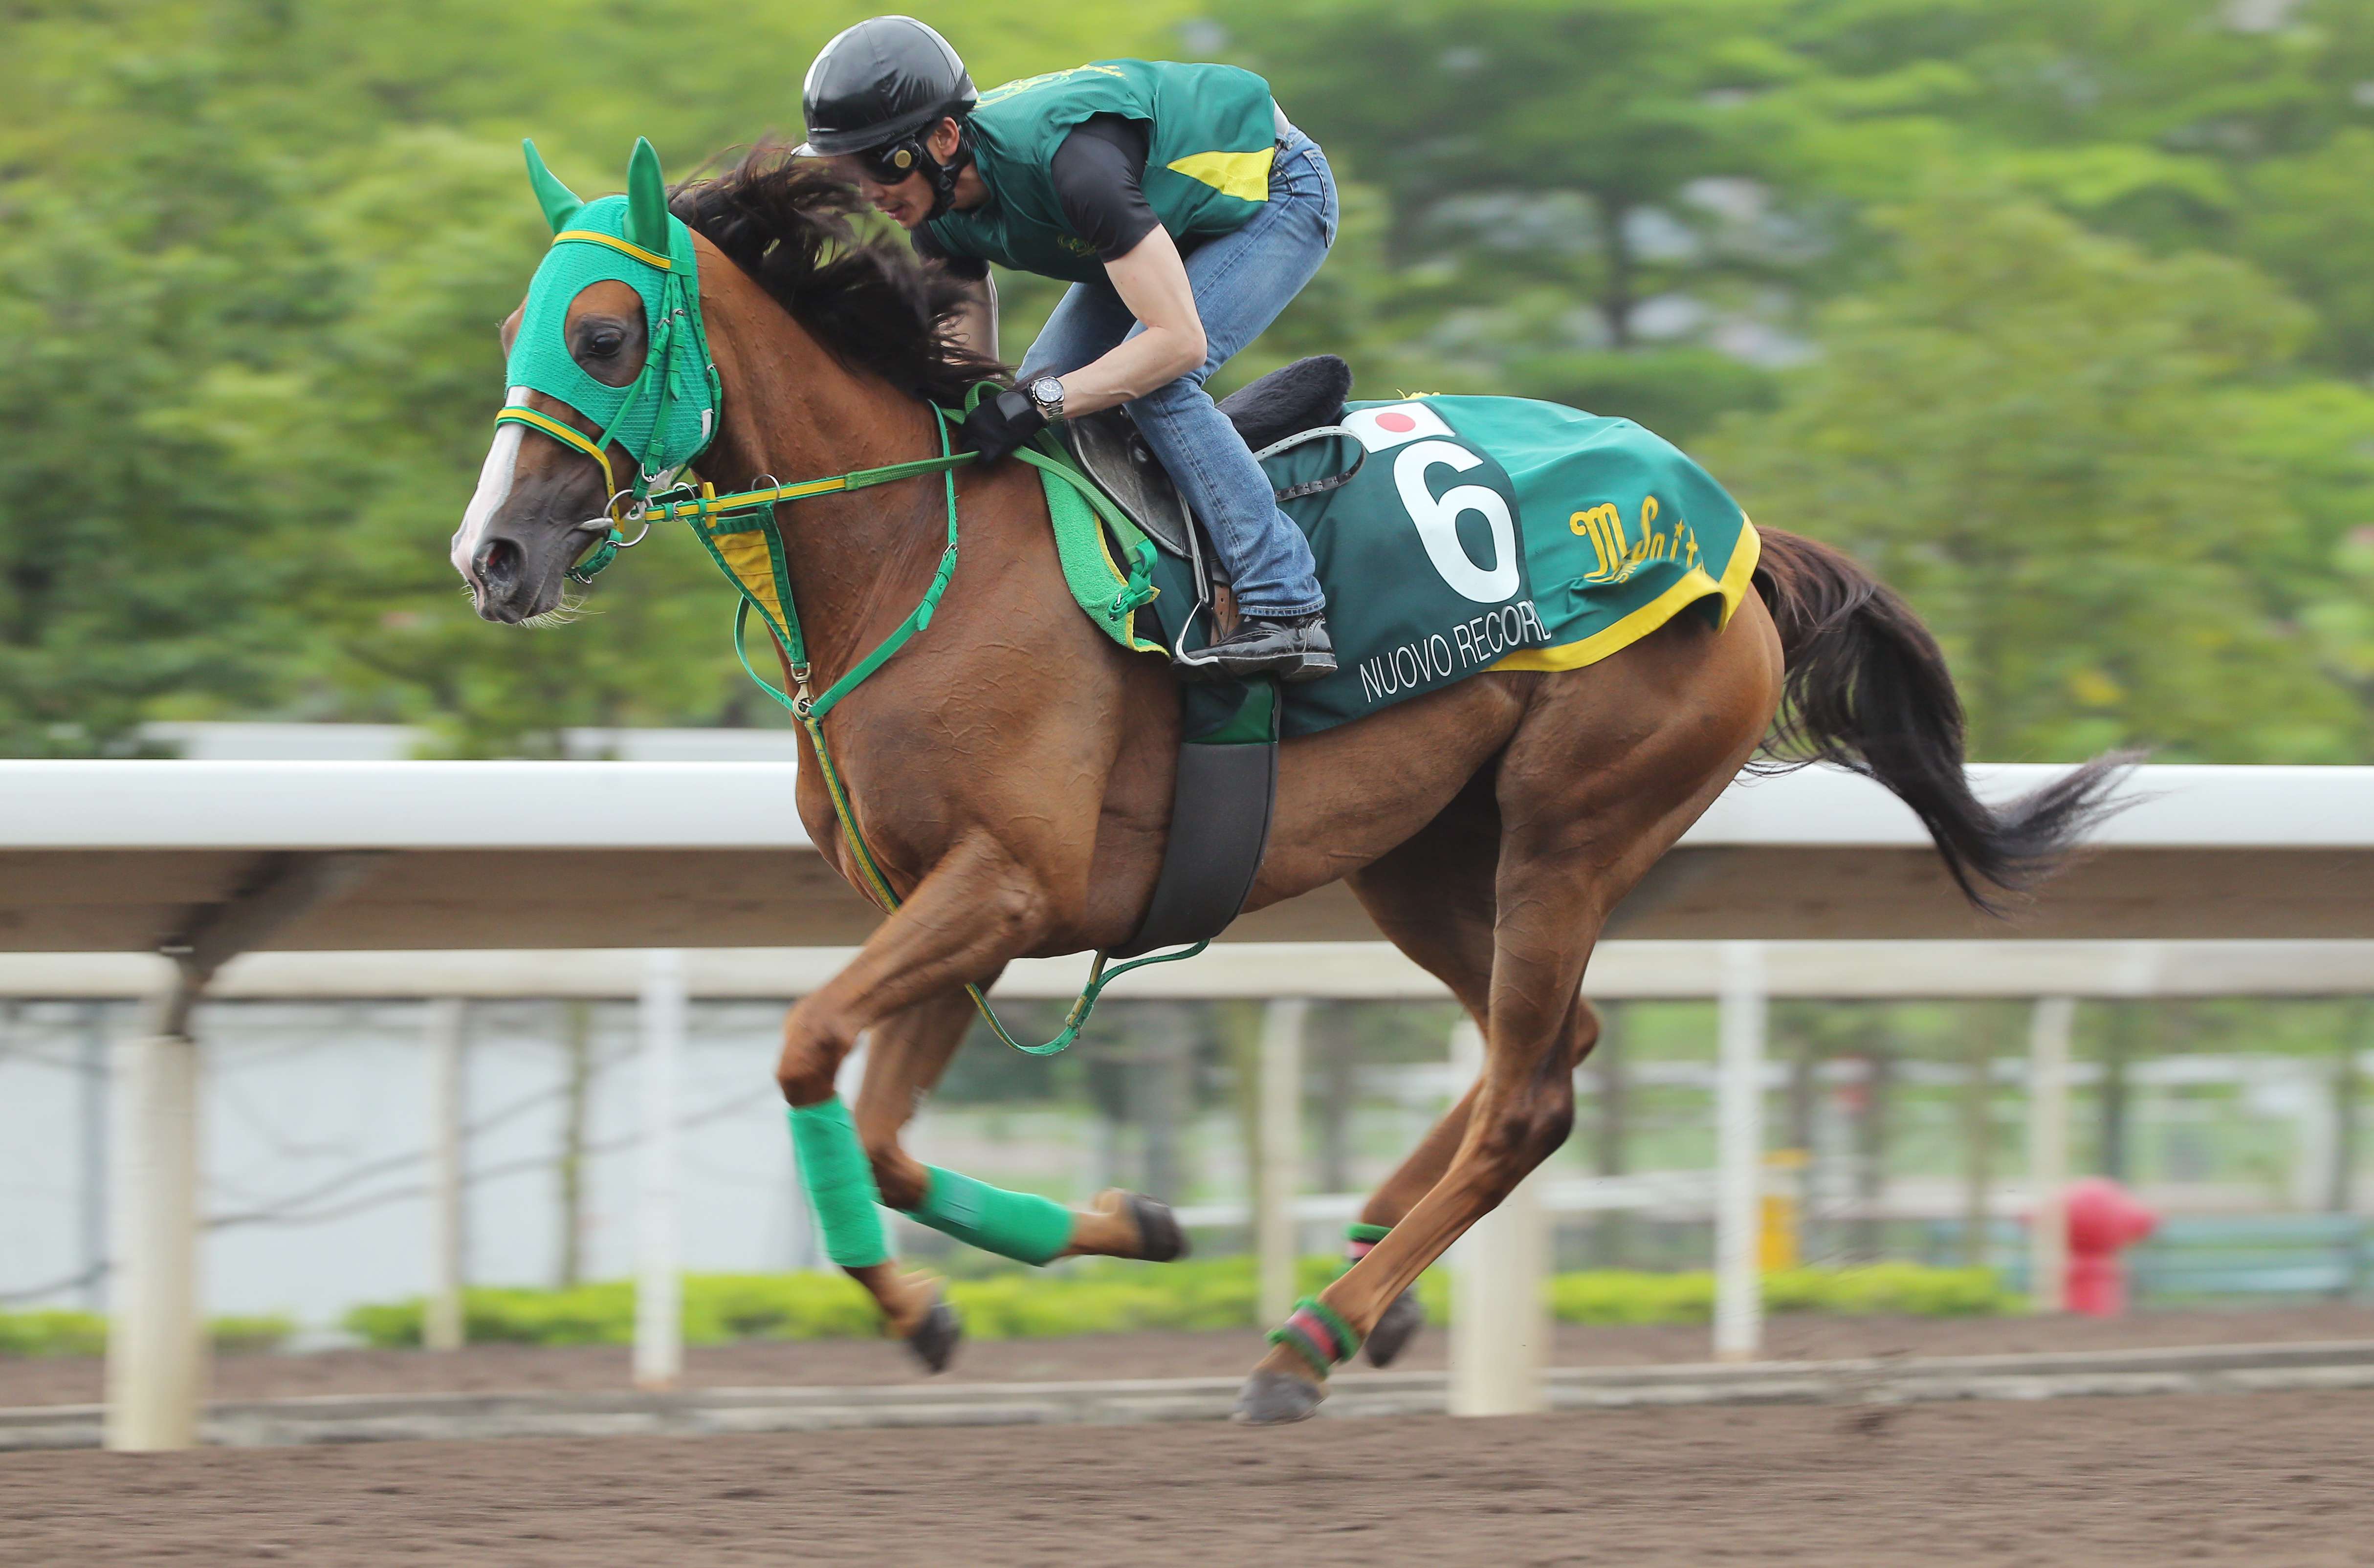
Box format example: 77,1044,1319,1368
1233,1368,1326,1426
1363,1287,1425,1368
902,1289,962,1374
1125,1192,1190,1263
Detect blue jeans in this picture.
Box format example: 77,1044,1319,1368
1018,128,1339,617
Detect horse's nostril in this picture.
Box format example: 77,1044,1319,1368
477,537,524,592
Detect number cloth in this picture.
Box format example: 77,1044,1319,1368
1147,396,1764,740
924,61,1281,283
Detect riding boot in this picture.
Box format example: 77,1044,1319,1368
1187,612,1337,683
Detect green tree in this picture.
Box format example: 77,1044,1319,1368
1700,184,2364,762
0,48,334,753
1211,0,1805,435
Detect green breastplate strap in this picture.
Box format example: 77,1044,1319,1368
501,137,1196,1054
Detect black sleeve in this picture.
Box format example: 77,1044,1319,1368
1049,114,1160,262
913,223,990,280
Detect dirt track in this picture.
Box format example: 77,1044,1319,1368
7,1303,2371,1406
8,1310,2373,1564
6,1389,2370,1566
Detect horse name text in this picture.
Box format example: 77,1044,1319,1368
1357,600,1551,704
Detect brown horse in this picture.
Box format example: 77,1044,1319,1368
454,149,2122,1423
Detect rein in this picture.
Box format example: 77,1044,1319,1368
509,336,1190,1055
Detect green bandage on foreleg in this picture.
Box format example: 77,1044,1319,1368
788,1098,888,1269
901,1166,1075,1267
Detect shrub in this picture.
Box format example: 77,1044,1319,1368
336,1261,2009,1349
209,1314,298,1354
0,1310,107,1358
0,1310,299,1357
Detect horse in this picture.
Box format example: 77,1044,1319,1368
452,145,2125,1424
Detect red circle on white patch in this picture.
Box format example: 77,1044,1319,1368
1376,412,1417,432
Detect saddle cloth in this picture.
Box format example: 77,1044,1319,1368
1097,392,1764,740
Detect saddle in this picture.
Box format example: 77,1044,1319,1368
1064,355,1354,961
1061,353,1357,569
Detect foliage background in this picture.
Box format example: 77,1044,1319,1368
4,0,2371,760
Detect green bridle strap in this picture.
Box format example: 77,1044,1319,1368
712,401,1199,1056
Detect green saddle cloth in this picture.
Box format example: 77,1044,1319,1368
1105,395,1762,739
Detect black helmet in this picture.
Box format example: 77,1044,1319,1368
794,16,976,157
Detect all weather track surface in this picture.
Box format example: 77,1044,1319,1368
6,1390,2369,1566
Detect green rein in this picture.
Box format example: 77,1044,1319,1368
515,397,1201,1057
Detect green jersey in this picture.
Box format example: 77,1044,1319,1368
925,60,1280,283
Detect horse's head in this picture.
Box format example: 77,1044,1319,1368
454,139,716,622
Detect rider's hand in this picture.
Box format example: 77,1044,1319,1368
956,388,1047,463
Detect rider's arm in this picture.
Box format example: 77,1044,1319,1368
1058,231,1203,417
1039,117,1207,418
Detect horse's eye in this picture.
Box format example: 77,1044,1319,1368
584,331,623,359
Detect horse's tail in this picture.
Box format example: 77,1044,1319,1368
1748,526,2134,914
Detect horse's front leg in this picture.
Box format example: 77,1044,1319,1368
830,984,983,1372
843,978,1189,1369
774,837,1051,1318
775,835,1053,1105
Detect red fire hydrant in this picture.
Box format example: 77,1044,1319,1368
2063,1176,2158,1316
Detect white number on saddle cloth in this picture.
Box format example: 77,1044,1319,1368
1345,404,1521,604
1392,440,1521,604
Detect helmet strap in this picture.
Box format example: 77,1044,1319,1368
922,120,972,222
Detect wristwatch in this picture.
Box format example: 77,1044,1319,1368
1026,374,1067,422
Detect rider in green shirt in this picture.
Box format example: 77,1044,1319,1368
796,18,1340,681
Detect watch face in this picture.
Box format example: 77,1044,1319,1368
1031,376,1063,403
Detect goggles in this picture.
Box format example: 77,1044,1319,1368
852,139,928,186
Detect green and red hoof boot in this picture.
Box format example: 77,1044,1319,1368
1341,1222,1426,1368
1234,1297,1362,1426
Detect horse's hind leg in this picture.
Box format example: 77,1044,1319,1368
1337,778,1496,1367
1344,780,1605,1366
839,981,1190,1371
1237,615,1779,1424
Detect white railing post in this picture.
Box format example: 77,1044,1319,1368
104,1032,203,1451
1256,998,1309,1328
423,998,467,1353
634,951,685,1390
1448,1018,1547,1416
79,1002,109,1311
2028,996,2075,1314
1714,941,1766,1363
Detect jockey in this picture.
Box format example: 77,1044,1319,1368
796,16,1339,682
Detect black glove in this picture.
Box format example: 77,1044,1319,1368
956,388,1048,463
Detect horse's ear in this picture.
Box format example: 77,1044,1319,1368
625,137,670,253
523,140,582,235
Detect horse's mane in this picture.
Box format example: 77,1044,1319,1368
669,143,1009,406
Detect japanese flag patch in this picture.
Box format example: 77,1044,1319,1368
1342,400,1456,453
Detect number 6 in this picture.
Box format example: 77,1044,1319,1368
1393,440,1519,604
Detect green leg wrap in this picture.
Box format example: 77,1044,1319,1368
788,1098,888,1269
901,1165,1075,1267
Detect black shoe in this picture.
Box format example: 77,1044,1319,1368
1191,612,1336,683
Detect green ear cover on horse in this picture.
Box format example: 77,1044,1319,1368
625,136,670,255
522,139,583,234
